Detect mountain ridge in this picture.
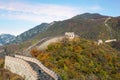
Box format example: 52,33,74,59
1,13,120,46
71,13,108,19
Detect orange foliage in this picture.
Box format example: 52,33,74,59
30,48,40,57
73,45,82,53
37,52,49,61
44,61,56,68
64,59,71,65
104,54,112,62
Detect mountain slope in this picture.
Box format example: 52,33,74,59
12,23,49,43
31,38,120,80
32,13,120,41
33,17,107,40
7,13,120,45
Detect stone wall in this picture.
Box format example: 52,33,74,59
4,36,65,80
97,39,117,45
24,37,49,52
15,55,59,80
4,56,38,80
38,37,64,50
105,39,117,43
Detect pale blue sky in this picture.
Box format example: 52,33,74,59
0,0,119,36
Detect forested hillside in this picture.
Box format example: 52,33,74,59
31,38,120,80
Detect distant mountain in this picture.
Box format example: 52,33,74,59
6,13,120,46
0,34,15,46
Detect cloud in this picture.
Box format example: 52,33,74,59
0,1,102,23
0,2,79,22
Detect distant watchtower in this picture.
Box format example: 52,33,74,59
65,32,75,40
98,39,103,45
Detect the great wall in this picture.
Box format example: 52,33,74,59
97,17,117,45
4,32,76,80
4,32,115,80
5,56,38,80
23,32,76,54
15,55,59,80
5,55,60,80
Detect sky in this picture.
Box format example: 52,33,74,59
0,0,120,36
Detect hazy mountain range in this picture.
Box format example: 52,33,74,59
0,34,15,46
0,13,120,46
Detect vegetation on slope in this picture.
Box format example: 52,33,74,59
32,13,113,41
34,18,108,40
31,38,120,80
111,40,120,51
107,17,120,40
